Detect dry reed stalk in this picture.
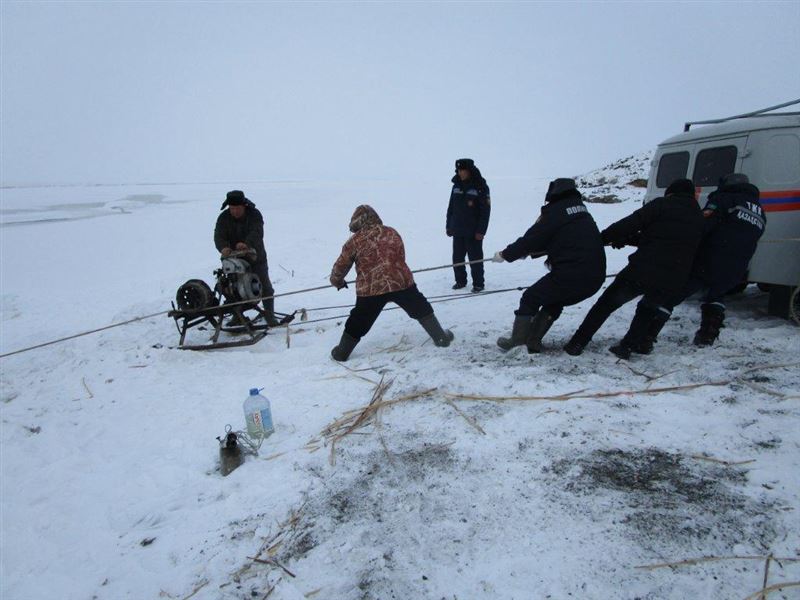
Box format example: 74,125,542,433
739,361,800,376
285,325,291,349
634,555,800,570
739,380,787,398
82,377,94,399
622,363,679,383
760,554,772,600
328,376,393,465
264,452,287,461
180,580,209,600
444,399,486,435
444,388,587,402
304,589,323,598
742,581,800,600
248,557,296,578
322,386,438,465
690,454,755,467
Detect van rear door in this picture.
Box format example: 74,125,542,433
690,136,749,206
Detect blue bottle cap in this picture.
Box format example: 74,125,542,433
249,388,259,395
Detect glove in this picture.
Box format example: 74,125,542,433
330,276,348,290
611,241,626,250
446,229,453,237
475,233,485,241
491,251,505,263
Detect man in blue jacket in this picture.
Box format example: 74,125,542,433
446,158,491,292
493,178,606,353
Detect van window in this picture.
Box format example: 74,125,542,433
656,151,690,188
693,145,738,186
763,134,800,184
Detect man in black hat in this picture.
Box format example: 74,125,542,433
492,178,606,353
446,158,491,292
636,173,766,349
564,178,705,359
214,190,280,326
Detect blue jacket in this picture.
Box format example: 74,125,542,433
446,176,491,237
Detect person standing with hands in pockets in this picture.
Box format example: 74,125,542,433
446,158,491,292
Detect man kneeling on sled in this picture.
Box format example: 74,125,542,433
329,205,454,361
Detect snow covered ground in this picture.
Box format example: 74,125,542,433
1,167,798,600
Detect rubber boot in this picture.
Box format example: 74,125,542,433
526,311,556,354
497,315,532,351
610,304,655,360
632,309,670,355
694,303,724,347
418,314,455,347
262,297,281,327
331,331,359,361
564,334,589,356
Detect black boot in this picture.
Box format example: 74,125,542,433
262,298,281,327
452,282,467,290
632,309,670,355
526,311,556,354
497,315,532,351
694,303,724,347
418,314,455,347
564,335,589,356
610,303,656,360
331,332,359,361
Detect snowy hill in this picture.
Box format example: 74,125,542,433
1,169,798,599
577,151,652,204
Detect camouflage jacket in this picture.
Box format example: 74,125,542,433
330,205,415,297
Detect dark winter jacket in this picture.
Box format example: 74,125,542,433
602,193,704,295
693,182,765,286
214,201,268,264
502,190,606,291
446,174,491,237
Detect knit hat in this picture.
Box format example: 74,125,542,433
665,179,695,196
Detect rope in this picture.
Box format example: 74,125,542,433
0,258,488,359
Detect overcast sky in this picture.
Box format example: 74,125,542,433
1,1,798,186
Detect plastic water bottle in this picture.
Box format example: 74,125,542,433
243,388,274,438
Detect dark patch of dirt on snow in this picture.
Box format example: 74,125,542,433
544,447,779,552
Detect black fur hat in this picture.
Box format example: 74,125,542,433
455,158,475,171
545,178,579,202
719,173,749,188
221,190,249,210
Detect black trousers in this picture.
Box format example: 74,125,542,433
517,273,604,320
344,285,434,340
253,262,276,312
572,275,670,343
452,236,484,286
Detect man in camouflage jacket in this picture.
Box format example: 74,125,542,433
329,205,454,360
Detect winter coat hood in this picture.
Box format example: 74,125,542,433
349,205,383,233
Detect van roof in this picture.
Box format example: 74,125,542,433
659,114,800,147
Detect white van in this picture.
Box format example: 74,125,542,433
643,100,800,321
